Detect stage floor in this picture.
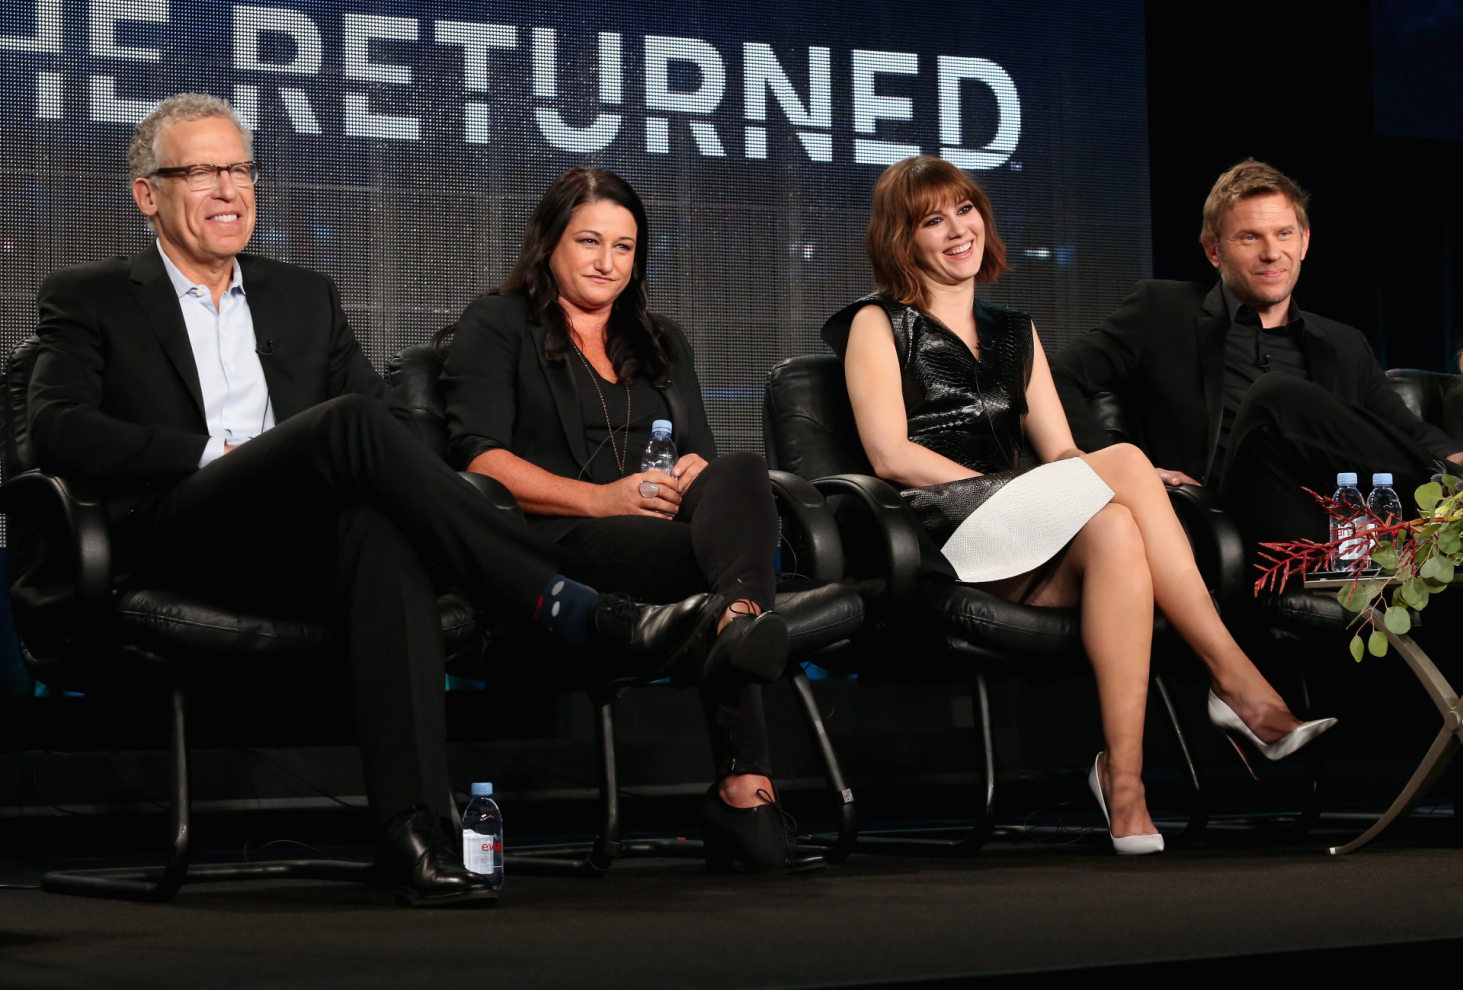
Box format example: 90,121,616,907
3,810,1461,989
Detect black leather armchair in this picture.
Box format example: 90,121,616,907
387,342,866,869
0,337,481,901
763,354,1203,851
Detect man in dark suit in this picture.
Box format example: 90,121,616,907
1053,159,1462,547
28,93,702,906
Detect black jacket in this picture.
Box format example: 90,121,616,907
29,246,394,518
1051,279,1456,483
440,293,717,540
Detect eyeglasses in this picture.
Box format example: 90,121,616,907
150,161,260,191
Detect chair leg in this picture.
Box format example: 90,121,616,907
971,674,995,845
850,675,992,856
1151,673,1208,843
589,694,622,869
787,665,856,862
509,689,703,875
40,687,374,900
508,691,624,875
41,687,192,901
1293,669,1329,835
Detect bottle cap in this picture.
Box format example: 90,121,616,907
651,419,672,436
470,782,494,797
1336,472,1357,486
1372,473,1393,486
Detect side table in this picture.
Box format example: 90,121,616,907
1304,576,1460,855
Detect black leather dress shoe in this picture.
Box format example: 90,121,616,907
591,592,716,668
375,808,497,907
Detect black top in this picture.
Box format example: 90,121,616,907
566,355,670,483
821,293,1035,542
1215,286,1310,485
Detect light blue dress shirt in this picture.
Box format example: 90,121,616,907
157,242,275,467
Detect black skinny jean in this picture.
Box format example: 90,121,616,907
554,451,780,775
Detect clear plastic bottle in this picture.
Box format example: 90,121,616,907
461,782,504,888
641,419,677,474
1366,472,1404,528
1329,472,1366,570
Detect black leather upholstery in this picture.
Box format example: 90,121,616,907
1384,368,1461,430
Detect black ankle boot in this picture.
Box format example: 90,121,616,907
703,610,788,685
699,785,824,874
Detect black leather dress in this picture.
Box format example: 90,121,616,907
821,294,1035,544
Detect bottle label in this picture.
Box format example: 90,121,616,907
463,832,502,875
1335,519,1367,562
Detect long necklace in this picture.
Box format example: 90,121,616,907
571,339,633,475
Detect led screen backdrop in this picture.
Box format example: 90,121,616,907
0,0,1150,457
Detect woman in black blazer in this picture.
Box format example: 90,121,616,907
441,168,810,873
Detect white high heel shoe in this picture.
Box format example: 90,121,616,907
1207,691,1337,765
1087,753,1164,856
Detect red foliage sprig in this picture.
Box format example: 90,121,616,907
1252,487,1416,596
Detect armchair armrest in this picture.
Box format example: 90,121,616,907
0,470,112,614
1165,482,1247,614
810,473,923,611
767,469,843,584
456,470,527,521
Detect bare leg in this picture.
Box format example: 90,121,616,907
1080,444,1302,742
1017,504,1158,838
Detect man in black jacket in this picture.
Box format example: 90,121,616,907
29,93,702,906
1053,159,1461,547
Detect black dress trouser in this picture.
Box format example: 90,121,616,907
1221,375,1453,548
555,451,781,775
119,394,561,825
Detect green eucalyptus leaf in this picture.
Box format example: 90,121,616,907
1441,531,1462,555
1420,556,1456,585
1370,543,1398,571
1337,583,1371,612
1416,481,1444,513
1384,605,1412,635
1350,633,1364,662
1368,629,1390,657
1399,578,1431,610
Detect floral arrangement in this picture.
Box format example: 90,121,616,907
1254,475,1462,660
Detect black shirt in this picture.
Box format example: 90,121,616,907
1211,284,1310,486
567,355,671,484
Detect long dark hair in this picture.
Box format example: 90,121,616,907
496,167,670,381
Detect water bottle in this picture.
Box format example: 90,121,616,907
1366,472,1403,528
461,782,504,888
1329,472,1366,570
641,419,677,474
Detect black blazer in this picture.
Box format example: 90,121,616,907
28,245,394,516
441,293,717,541
1051,279,1457,483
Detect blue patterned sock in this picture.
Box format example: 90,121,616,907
533,575,599,646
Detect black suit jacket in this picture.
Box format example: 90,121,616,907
441,293,717,541
1051,279,1456,483
28,245,395,517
